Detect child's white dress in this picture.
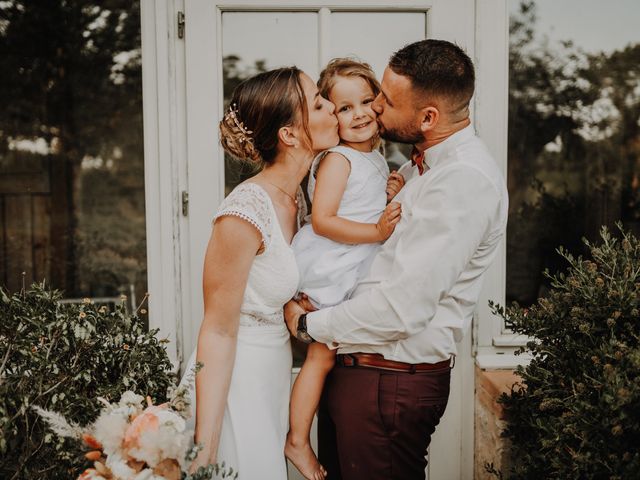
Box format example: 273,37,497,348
292,145,389,308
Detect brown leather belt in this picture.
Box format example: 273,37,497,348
336,353,452,373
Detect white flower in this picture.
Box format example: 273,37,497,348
119,391,145,409
126,408,190,468
105,452,138,479
132,469,165,480
93,409,129,456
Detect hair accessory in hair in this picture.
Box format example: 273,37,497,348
226,103,253,143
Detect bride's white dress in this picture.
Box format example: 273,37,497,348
181,182,305,479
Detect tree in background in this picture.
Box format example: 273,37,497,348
0,1,146,306
507,1,640,305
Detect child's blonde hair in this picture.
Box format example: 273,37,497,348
318,58,382,149
318,57,381,102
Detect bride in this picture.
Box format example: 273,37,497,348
182,66,338,479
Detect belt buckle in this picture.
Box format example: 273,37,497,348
345,353,358,367
337,353,358,367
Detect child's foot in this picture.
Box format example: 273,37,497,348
285,434,327,480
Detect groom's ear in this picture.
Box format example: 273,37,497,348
277,125,300,148
419,106,439,133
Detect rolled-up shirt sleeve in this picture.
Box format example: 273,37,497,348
306,164,500,346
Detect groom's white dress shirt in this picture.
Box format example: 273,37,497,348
306,125,509,364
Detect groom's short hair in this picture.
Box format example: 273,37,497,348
389,39,475,111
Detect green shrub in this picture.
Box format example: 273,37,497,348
0,283,175,479
490,226,640,479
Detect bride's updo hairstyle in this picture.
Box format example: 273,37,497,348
219,67,311,167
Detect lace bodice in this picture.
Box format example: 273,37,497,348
214,182,304,327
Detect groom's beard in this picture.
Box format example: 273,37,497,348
378,122,423,145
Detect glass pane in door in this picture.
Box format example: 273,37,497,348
0,1,147,317
222,11,319,194
506,0,640,307
330,11,427,169
330,11,426,75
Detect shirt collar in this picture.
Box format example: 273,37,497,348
418,124,475,170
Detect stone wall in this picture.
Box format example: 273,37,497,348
474,367,520,479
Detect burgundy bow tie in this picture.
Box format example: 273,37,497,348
410,146,426,175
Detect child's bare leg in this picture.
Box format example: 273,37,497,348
286,342,336,480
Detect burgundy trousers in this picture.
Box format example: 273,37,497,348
318,360,451,480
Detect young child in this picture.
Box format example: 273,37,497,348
286,58,404,480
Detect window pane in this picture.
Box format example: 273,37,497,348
221,11,319,367
0,2,147,315
221,11,319,194
507,0,640,306
331,11,427,168
330,11,426,77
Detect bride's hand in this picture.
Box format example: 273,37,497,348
188,446,212,474
295,293,317,312
284,299,307,336
189,434,216,474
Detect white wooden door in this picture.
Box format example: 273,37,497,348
181,1,474,478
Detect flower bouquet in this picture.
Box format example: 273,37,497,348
34,366,237,480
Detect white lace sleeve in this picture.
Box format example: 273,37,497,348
213,183,273,248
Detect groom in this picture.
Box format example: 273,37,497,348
285,39,508,479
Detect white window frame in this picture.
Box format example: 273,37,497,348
474,0,531,369
141,0,190,366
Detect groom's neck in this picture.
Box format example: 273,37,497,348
419,117,471,151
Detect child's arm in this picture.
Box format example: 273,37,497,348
311,152,401,244
386,171,405,202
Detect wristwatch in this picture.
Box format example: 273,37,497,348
296,313,315,344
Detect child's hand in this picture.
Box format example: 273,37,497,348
386,171,405,202
376,201,402,241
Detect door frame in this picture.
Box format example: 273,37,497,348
141,1,510,478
